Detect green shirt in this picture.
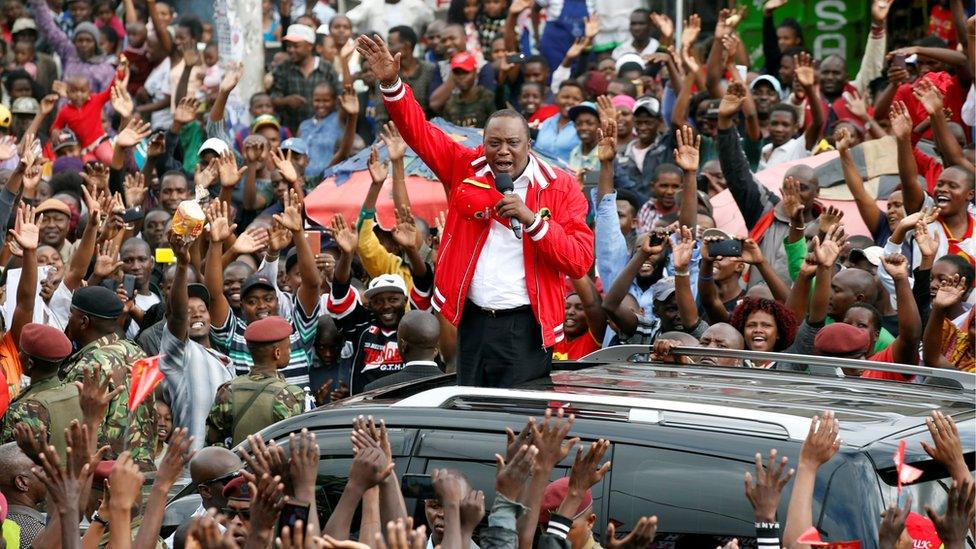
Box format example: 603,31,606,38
443,87,495,128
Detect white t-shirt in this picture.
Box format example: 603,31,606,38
144,56,174,131
758,135,809,171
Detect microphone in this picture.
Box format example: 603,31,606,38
494,173,522,239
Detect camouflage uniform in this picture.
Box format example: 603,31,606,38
61,334,157,471
0,375,82,461
205,371,304,448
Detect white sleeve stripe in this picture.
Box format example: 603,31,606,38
530,220,549,241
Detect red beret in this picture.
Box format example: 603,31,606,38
243,316,293,345
93,460,115,487
814,323,870,356
538,477,592,525
222,475,251,501
20,323,73,361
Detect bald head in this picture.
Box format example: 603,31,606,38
658,331,700,346
0,442,43,505
699,323,744,367
190,446,241,485
829,268,879,318
398,311,440,362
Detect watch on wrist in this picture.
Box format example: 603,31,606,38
92,511,109,528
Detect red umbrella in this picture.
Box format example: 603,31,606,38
305,172,448,229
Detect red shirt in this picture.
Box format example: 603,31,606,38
928,5,956,48
913,148,944,195
553,330,601,361
862,345,915,382
893,72,968,145
529,104,560,124
51,88,113,148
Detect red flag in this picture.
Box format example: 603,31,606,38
796,527,862,548
894,440,923,493
129,355,163,411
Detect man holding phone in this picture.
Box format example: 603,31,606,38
120,237,160,339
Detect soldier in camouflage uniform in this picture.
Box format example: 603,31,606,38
206,316,304,448
0,323,81,462
62,286,157,471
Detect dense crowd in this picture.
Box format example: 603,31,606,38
0,0,971,546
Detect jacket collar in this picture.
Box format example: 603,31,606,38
470,153,557,189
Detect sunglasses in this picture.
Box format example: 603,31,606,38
199,469,241,488
220,507,250,520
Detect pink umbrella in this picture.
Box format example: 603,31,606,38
305,172,448,229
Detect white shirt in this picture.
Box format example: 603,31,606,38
612,38,661,61
467,159,536,310
127,292,161,339
144,56,173,131
758,135,809,171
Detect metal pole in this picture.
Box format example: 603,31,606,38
674,0,683,53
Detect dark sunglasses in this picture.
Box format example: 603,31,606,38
220,507,250,520
199,469,241,488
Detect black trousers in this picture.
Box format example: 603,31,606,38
456,301,553,387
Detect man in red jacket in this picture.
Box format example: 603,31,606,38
357,34,595,388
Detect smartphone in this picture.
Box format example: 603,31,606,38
276,500,310,538
506,53,525,64
735,64,748,81
122,274,137,299
155,248,176,264
400,474,437,499
305,230,322,252
707,239,743,258
891,54,907,71
648,230,669,248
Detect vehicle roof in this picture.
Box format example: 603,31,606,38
341,361,976,452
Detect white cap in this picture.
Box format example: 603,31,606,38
316,23,330,35
364,274,407,299
615,52,645,73
198,137,229,156
283,24,316,44
850,246,885,267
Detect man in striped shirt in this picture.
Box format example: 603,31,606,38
204,194,322,388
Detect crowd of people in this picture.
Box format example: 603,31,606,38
0,0,971,546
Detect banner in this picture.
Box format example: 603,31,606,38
129,355,164,411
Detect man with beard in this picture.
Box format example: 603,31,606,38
328,215,432,394
160,232,234,452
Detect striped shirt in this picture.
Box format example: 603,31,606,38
211,294,320,388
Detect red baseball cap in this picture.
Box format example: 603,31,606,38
538,477,593,525
905,512,941,549
450,52,477,73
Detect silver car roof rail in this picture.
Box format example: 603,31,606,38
579,345,976,392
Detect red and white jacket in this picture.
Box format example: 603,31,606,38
381,79,594,347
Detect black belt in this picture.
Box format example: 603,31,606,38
466,301,532,318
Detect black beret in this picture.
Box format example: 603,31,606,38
71,285,124,319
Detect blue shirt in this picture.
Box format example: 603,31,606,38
298,112,342,179
534,115,579,163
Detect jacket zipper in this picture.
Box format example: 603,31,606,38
455,227,490,323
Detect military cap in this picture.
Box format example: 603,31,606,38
20,322,72,361
222,475,251,501
814,323,870,356
244,316,293,345
71,286,124,319
93,460,116,488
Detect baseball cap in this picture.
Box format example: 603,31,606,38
611,94,636,112
187,283,211,307
905,513,940,549
700,100,721,120
283,24,316,44
198,137,229,156
634,97,661,118
614,52,645,74
11,17,37,35
848,246,884,267
240,274,276,298
252,114,281,132
652,277,676,302
53,128,79,151
364,274,407,300
750,75,784,99
568,101,599,122
450,52,477,73
281,137,309,156
539,478,592,526
11,96,39,115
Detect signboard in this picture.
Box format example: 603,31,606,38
738,0,870,76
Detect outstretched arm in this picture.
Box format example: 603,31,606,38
880,254,922,365
836,128,881,237
572,276,607,342
890,101,924,215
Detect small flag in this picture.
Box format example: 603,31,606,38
796,526,862,548
894,440,923,494
129,355,163,411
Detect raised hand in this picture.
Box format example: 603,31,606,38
116,118,152,148
671,225,695,271
912,78,945,116
195,159,219,188
605,516,658,549
33,442,88,511
597,116,617,163
243,135,268,165
583,14,601,39
932,274,968,310
392,206,420,251
156,427,195,487
723,5,747,29
672,125,700,171
146,132,166,158
110,81,133,119
744,449,794,522
649,12,674,43
124,172,147,208
13,422,47,464
205,200,237,243
763,0,788,14
75,366,125,428
348,446,395,491
924,478,975,548
339,86,360,116
780,176,805,223
109,451,146,511
271,147,300,184
231,227,270,255
842,90,869,122
531,407,578,471
267,222,292,253
834,126,855,154
920,411,966,478
288,428,321,494
880,253,910,281
220,62,244,93
567,439,611,493
736,238,765,266
9,203,40,251
239,434,288,480
818,205,844,236
799,411,840,468
174,96,200,125
495,443,537,501
0,136,15,161
719,81,746,119
812,225,844,268
794,51,816,88
871,0,891,23
356,34,401,87
169,230,194,264
681,14,701,48
367,145,388,184
458,490,485,537
508,0,531,14
379,122,408,161
40,93,59,115
248,472,287,538
81,161,111,190
217,150,246,188
878,495,912,549
331,214,358,254
273,189,304,233
914,221,939,259
93,240,124,278
889,101,913,141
